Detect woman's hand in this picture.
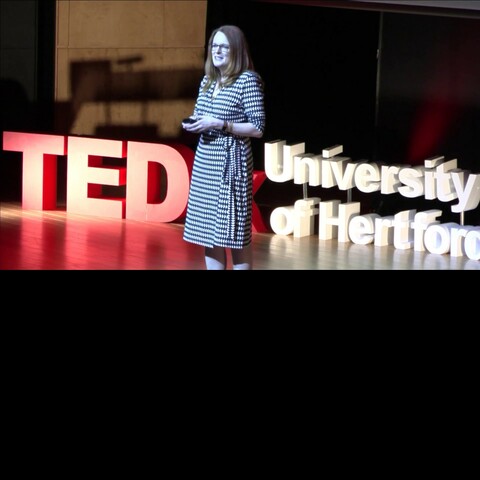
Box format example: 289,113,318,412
182,116,222,134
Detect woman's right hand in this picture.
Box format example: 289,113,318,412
182,116,221,134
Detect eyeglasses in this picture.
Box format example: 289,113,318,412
211,43,230,53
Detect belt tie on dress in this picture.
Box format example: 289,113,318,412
222,135,242,241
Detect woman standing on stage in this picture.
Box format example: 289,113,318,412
182,25,266,270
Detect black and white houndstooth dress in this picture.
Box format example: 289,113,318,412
183,70,266,249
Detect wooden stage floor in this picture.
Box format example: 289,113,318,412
1,202,479,270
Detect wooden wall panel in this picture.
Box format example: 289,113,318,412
54,1,207,142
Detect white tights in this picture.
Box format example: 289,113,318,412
205,246,252,270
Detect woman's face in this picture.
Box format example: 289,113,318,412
211,31,230,72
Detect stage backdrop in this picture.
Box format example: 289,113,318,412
208,0,480,225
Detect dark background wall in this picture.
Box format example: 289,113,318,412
375,12,480,224
0,0,55,200
206,0,380,213
207,0,480,224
